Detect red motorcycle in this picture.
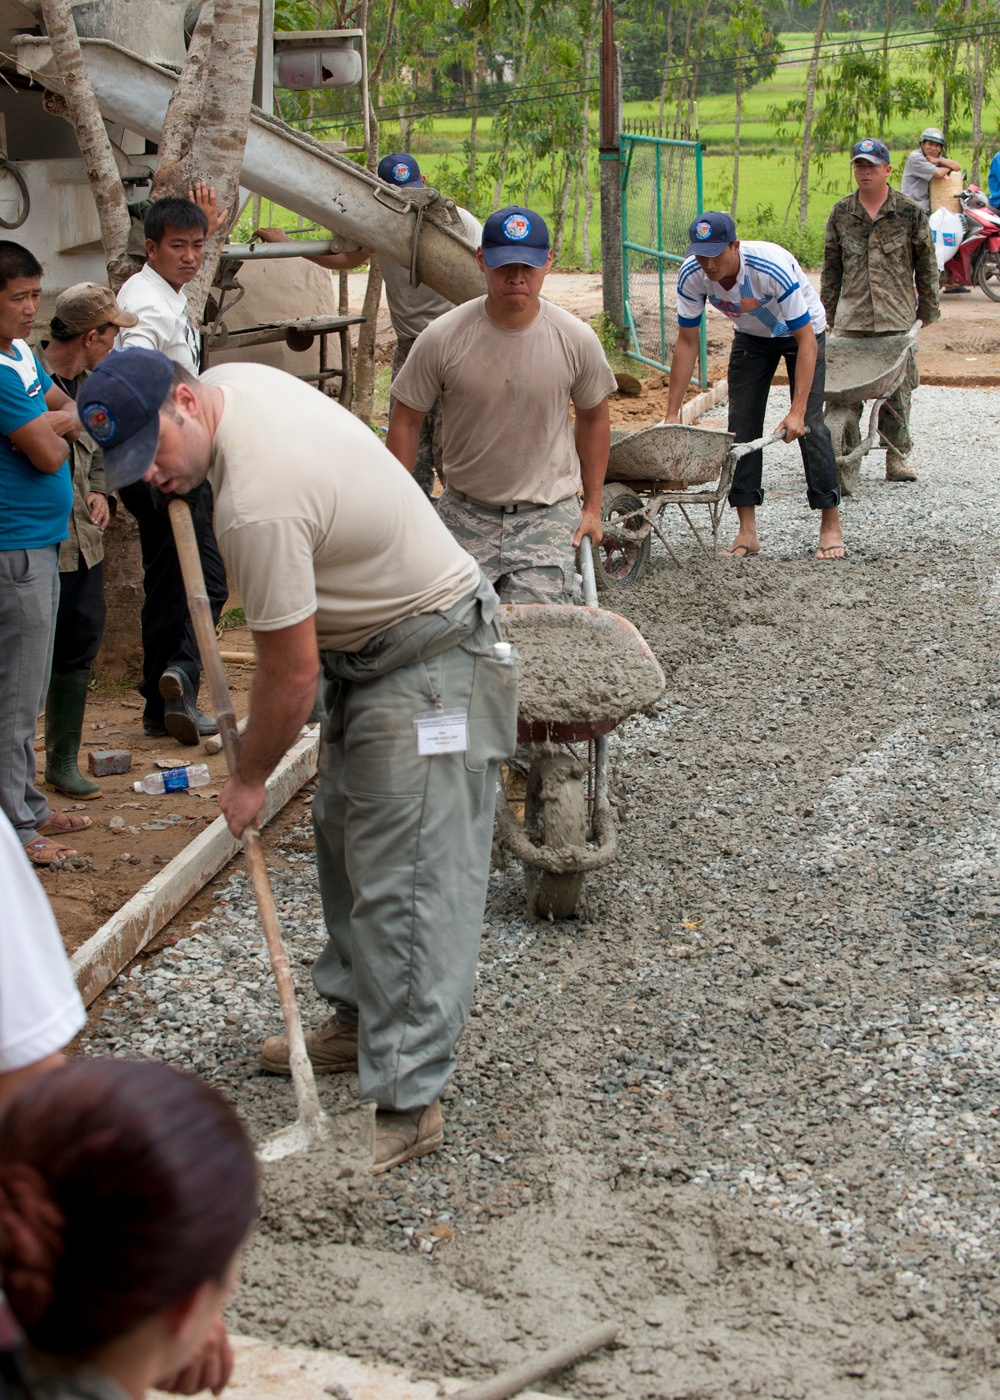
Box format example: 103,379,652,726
940,186,1000,300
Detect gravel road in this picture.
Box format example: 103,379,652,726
85,384,1000,1398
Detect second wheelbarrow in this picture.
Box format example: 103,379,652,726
823,327,918,495
597,425,788,588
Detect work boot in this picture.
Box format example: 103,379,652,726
43,668,101,800
885,450,917,483
374,1101,444,1174
259,1015,359,1076
159,667,219,745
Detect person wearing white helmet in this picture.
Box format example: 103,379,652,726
901,127,962,214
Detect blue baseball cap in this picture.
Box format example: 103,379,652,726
77,347,174,492
481,205,551,268
686,211,737,258
851,138,891,165
377,152,422,186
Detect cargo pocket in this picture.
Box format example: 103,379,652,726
463,650,519,773
320,673,348,745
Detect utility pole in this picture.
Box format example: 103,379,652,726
599,0,623,331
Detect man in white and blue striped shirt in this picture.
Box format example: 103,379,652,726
665,211,845,561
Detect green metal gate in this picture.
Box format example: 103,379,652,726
620,134,708,386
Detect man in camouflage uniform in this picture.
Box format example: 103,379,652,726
821,138,939,483
386,206,615,603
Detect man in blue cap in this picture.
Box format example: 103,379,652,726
665,211,845,560
77,346,516,1176
254,152,481,498
822,138,939,483
386,205,617,601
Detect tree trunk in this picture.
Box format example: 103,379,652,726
657,2,674,130
149,2,214,198
350,0,399,423
468,40,480,196
494,3,532,207
878,0,893,136
731,69,742,218
968,33,984,185
153,0,259,331
799,0,829,227
39,0,135,288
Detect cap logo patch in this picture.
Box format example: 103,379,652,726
859,139,874,151
695,220,713,241
392,162,410,182
502,213,530,242
83,402,116,443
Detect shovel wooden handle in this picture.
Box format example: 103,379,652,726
168,498,324,1134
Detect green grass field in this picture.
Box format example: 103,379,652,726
245,27,1000,270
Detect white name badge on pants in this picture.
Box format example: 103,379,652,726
414,708,469,755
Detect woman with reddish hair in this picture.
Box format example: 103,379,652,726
0,1059,258,1399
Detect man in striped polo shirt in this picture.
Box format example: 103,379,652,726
664,211,845,561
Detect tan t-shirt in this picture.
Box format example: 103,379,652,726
201,364,479,652
390,296,617,506
378,206,483,342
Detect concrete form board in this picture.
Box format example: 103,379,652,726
71,728,319,1007
163,1334,557,1400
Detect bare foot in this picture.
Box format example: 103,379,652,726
815,537,847,561
722,537,760,558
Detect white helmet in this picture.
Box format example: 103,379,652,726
920,127,946,148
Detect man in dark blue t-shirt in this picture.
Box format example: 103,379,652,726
0,242,89,865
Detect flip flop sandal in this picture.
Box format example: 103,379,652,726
815,545,848,560
24,835,77,866
723,543,760,558
38,810,92,836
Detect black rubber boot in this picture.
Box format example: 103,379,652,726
44,668,102,799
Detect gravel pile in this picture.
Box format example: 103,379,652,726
84,386,1000,1398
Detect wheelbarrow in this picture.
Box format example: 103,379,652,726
596,425,788,589
823,326,918,496
493,540,665,919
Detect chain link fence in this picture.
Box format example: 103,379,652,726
621,135,707,383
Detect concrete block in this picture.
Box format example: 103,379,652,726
88,748,132,777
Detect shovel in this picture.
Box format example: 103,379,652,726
167,498,365,1164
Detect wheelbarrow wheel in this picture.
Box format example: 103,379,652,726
524,752,587,920
975,248,1000,302
595,485,650,592
826,406,862,496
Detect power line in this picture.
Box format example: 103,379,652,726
282,21,1000,133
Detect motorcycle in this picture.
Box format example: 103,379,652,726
938,186,1000,301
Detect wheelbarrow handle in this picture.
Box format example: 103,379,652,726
728,425,810,461
578,535,599,608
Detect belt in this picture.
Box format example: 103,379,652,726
445,487,551,515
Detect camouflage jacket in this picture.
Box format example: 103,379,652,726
821,186,940,333
35,344,106,573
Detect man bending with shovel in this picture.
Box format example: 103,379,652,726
79,349,517,1174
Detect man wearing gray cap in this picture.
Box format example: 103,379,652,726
255,153,481,497
36,283,136,800
822,138,939,483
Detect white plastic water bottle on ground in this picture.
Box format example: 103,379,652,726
133,764,211,795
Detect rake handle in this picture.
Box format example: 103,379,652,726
168,498,323,1132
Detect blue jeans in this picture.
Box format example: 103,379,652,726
727,330,841,510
